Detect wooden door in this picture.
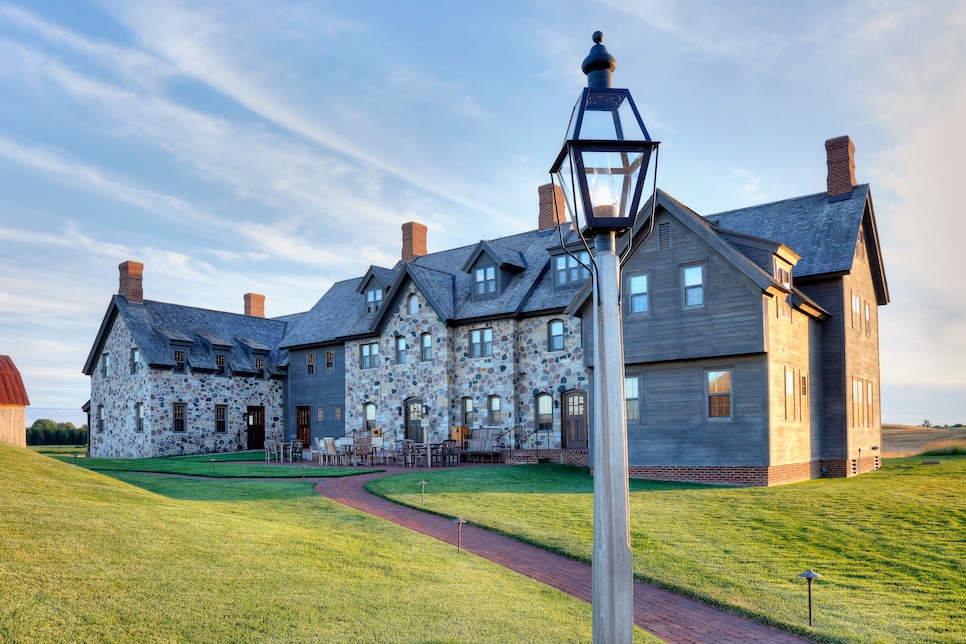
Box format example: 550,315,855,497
405,398,425,443
247,406,265,450
562,390,588,449
296,406,311,445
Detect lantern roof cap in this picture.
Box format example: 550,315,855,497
582,31,616,87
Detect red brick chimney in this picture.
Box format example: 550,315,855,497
118,261,144,303
244,293,265,318
401,222,427,263
538,183,567,230
826,136,856,200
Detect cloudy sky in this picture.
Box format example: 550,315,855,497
1,0,963,427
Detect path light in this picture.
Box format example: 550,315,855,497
550,31,659,644
209,458,216,474
798,569,821,626
73,452,78,466
453,518,466,553
302,465,306,480
419,480,427,505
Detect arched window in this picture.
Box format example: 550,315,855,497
461,397,474,426
487,395,501,425
548,319,564,351
363,403,376,432
408,294,420,314
535,393,553,432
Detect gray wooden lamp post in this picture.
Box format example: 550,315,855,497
550,32,659,644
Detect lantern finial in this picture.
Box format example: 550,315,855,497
582,31,616,88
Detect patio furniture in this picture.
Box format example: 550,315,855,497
264,439,276,462
439,439,460,466
321,437,341,466
401,439,427,467
462,428,502,463
353,437,372,466
291,439,304,462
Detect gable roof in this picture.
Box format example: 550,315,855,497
83,296,290,376
0,355,29,406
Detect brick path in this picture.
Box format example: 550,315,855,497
315,468,809,643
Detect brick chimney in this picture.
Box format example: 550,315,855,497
118,261,144,303
538,183,567,230
826,136,856,200
244,293,265,318
401,221,427,263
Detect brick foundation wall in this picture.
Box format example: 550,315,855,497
502,448,589,467
624,461,824,487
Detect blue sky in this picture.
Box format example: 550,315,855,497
1,0,963,427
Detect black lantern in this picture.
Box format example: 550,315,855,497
550,32,658,233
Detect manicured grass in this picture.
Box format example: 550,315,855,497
29,445,89,456
367,458,966,643
0,445,658,643
52,453,377,478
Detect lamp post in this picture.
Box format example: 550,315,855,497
550,32,658,644
798,569,821,626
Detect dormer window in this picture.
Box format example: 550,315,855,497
173,350,186,374
366,288,383,313
554,251,590,287
408,294,420,315
474,265,496,297
215,353,228,377
775,260,792,320
255,358,265,379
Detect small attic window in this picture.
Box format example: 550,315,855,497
215,353,228,377
173,349,186,374
474,265,497,299
366,287,383,314
554,251,590,287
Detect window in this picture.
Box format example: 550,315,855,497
548,320,564,352
625,375,641,422
785,367,796,420
851,293,861,329
461,397,474,426
683,264,705,308
363,403,376,431
97,405,104,433
173,402,186,432
215,354,227,377
135,402,143,432
334,404,343,421
408,294,419,315
864,301,872,337
101,353,109,377
776,264,792,319
535,393,553,432
470,328,493,358
852,377,864,427
396,336,407,364
867,380,874,427
361,343,378,369
317,406,325,422
474,265,496,296
800,374,809,421
255,358,265,379
628,274,648,314
366,288,383,314
325,351,335,373
554,251,590,286
307,352,315,375
421,333,432,361
173,350,185,374
130,348,139,375
487,395,501,425
706,369,732,419
215,405,227,433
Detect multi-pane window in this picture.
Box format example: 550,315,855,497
707,369,732,419
97,405,104,433
629,274,648,314
785,368,796,420
683,264,705,308
363,403,376,432
173,350,185,374
173,402,186,432
470,328,493,358
535,393,553,432
852,377,864,427
851,293,861,328
216,354,227,377
135,402,143,432
776,264,792,319
554,251,590,286
487,395,501,425
548,320,564,352
255,358,265,379
366,288,383,314
864,301,872,337
867,380,874,426
307,353,315,375
215,405,227,433
625,375,641,422
130,348,139,374
421,333,432,361
334,404,343,421
317,406,325,422
101,353,109,377
461,397,474,426
408,294,419,315
396,336,407,364
474,265,496,296
361,343,379,369
801,374,809,421
325,351,335,373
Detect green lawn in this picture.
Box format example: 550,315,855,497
0,445,658,643
367,458,966,643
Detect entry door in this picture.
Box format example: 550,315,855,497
247,406,265,450
296,406,311,445
562,390,588,449
405,398,425,443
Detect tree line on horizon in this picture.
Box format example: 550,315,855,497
26,419,88,446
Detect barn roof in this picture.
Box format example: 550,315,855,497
0,355,30,406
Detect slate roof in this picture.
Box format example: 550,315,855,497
704,185,870,278
83,295,290,376
0,355,30,406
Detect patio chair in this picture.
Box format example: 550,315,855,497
440,438,460,466
291,439,304,462
264,439,276,462
401,439,426,467
353,437,372,466
321,437,340,466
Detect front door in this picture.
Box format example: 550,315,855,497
405,398,425,443
562,390,588,449
296,406,311,445
247,406,265,450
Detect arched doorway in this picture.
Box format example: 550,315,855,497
562,390,588,449
404,397,425,443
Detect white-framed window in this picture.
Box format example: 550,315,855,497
474,265,496,297
215,405,227,433
100,353,109,377
554,251,590,286
215,353,228,377
173,402,186,432
535,393,553,432
130,348,139,374
683,264,705,309
408,294,420,315
486,395,501,425
255,358,265,379
396,336,407,364
307,352,315,375
325,351,335,373
135,402,143,432
334,404,343,421
548,319,564,352
421,333,432,361
470,328,493,358
851,293,861,329
628,274,648,314
785,367,796,420
173,350,186,374
801,373,809,421
776,263,792,320
706,369,732,419
852,377,865,427
361,342,379,369
363,402,376,431
317,406,325,422
864,300,872,337
625,375,641,422
461,397,474,426
366,287,383,314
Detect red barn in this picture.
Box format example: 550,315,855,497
0,355,30,447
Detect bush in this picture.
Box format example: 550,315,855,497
26,420,88,446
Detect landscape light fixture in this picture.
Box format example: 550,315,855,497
209,458,216,474
453,518,467,553
798,569,822,626
550,32,659,644
419,480,427,504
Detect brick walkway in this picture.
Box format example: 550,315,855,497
315,468,809,644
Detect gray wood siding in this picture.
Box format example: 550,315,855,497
286,345,346,440
621,214,766,365
626,355,768,466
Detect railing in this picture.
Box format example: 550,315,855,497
519,427,555,450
